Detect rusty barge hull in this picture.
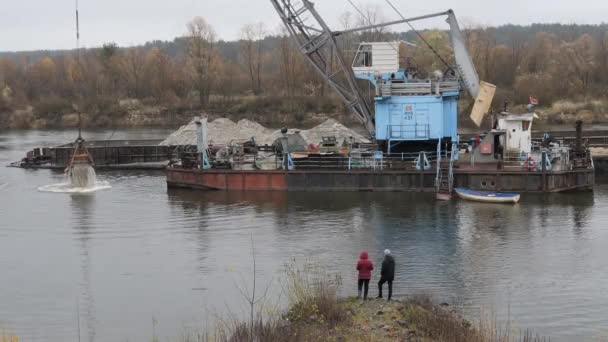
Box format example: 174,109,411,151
167,167,594,193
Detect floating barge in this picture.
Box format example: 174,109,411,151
8,140,194,170
166,114,595,193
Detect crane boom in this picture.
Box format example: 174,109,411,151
336,9,483,101
271,1,495,131
445,10,479,99
269,0,376,137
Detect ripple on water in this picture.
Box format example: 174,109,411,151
38,181,111,193
2,129,608,341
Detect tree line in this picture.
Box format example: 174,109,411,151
1,14,607,128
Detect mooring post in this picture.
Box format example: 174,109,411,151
541,151,547,191
419,152,424,190
195,116,211,170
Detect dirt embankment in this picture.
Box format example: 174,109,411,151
458,99,608,130
0,95,355,130
3,96,607,131
536,100,608,125
0,105,352,131
209,295,544,342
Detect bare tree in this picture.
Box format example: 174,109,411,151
98,42,121,98
278,28,302,105
233,233,271,341
596,32,608,87
123,48,145,98
216,59,236,105
355,4,388,42
144,48,175,102
186,16,217,107
240,22,266,95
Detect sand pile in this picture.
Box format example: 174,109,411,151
591,147,608,156
159,118,273,146
159,118,370,146
298,119,370,145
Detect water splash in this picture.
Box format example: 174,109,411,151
38,165,111,193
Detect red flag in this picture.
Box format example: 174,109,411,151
529,96,539,105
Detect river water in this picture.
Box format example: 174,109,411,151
1,129,607,341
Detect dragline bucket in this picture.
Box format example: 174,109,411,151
446,10,495,127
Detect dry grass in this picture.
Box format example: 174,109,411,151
400,294,548,342
169,264,549,342
540,99,608,124
0,331,18,342
283,260,346,327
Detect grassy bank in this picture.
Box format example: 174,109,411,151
173,262,546,342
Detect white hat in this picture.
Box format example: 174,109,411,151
384,249,391,255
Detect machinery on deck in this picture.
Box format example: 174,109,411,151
162,1,594,194
269,0,496,198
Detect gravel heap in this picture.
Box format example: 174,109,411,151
159,118,370,146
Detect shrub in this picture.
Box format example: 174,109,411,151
283,260,346,327
33,96,71,117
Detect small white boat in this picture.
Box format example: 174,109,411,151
455,188,520,204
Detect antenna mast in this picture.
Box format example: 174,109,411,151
75,0,80,58
75,0,82,140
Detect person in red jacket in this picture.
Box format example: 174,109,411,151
356,251,374,300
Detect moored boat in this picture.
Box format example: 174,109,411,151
455,188,520,203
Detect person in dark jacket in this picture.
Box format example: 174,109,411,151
356,251,373,300
377,249,395,300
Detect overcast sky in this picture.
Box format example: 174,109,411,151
2,0,607,52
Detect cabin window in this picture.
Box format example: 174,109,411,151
353,45,373,67
522,121,530,131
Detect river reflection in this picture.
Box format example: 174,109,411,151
70,194,97,342
164,188,602,340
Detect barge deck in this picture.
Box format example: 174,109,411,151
8,140,195,170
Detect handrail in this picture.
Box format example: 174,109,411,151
448,141,455,193
379,80,460,97
435,140,441,189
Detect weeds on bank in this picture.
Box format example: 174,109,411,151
283,259,345,327
169,260,344,342
399,294,548,342
169,262,549,342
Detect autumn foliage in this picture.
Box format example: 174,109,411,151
0,16,607,129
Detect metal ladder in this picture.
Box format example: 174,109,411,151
436,140,455,200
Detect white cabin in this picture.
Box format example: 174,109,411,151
352,42,399,75
496,112,535,154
